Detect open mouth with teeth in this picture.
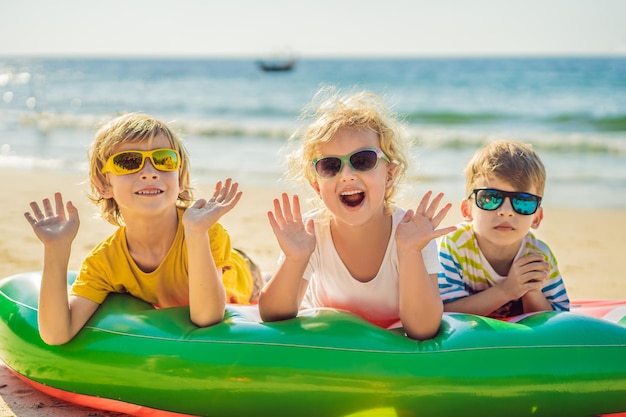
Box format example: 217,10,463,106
136,189,163,195
340,190,365,207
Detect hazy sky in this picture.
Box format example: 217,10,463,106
2,0,625,57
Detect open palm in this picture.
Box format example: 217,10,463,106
267,193,316,259
183,178,242,232
24,192,80,247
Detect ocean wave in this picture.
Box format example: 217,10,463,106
404,110,510,125
545,113,626,132
9,110,626,155
12,111,295,140
410,127,626,155
403,110,626,133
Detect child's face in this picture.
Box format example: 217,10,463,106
99,134,182,218
311,127,393,226
461,176,543,253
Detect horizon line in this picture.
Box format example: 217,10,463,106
2,52,626,60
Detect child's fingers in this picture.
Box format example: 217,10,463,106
267,211,279,230
291,194,303,222
28,201,44,220
54,192,66,219
212,180,223,194
433,225,457,239
272,198,286,225
281,193,294,222
400,209,414,223
431,202,453,227
222,179,239,201
66,201,79,222
425,192,445,218
43,197,54,218
415,191,433,213
23,211,36,226
224,191,243,209
191,198,207,209
304,218,316,237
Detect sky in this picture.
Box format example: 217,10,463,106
2,0,625,58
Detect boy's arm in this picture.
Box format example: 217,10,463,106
185,229,226,326
259,193,315,322
183,179,241,327
25,192,99,344
443,286,518,316
521,290,554,313
444,254,549,316
39,244,99,344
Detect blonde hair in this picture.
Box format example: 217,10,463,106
88,113,194,226
285,87,412,211
465,140,546,196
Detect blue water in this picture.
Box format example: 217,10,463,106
1,56,625,208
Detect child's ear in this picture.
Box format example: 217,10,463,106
531,207,544,229
310,180,321,196
386,163,398,189
95,179,113,199
460,199,473,221
99,187,113,199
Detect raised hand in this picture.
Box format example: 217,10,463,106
24,192,80,247
267,193,315,261
183,178,242,233
395,191,456,253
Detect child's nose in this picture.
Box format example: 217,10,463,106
140,158,159,178
497,197,515,215
338,163,357,180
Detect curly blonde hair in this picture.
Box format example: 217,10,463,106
285,87,413,212
88,113,194,226
465,140,546,196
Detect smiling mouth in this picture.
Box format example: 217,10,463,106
340,190,364,207
136,189,163,195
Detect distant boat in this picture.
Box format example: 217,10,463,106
256,58,296,72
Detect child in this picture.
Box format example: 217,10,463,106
438,140,570,318
24,113,259,345
258,89,455,340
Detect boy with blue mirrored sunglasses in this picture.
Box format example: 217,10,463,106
438,140,569,318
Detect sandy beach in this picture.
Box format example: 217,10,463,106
1,167,626,416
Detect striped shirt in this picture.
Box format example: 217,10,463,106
438,222,569,318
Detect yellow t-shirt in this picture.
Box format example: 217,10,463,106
71,208,253,306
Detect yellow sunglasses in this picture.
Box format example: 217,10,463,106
102,148,180,175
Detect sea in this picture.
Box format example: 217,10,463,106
1,56,625,208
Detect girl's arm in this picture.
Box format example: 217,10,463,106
259,193,315,322
398,253,443,340
25,192,99,345
395,191,456,340
183,179,241,327
259,260,310,322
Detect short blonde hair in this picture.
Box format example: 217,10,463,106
88,113,193,226
465,140,546,196
285,87,412,211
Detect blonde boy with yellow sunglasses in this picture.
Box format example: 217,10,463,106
25,113,259,345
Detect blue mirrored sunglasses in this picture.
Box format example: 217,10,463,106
469,188,542,215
